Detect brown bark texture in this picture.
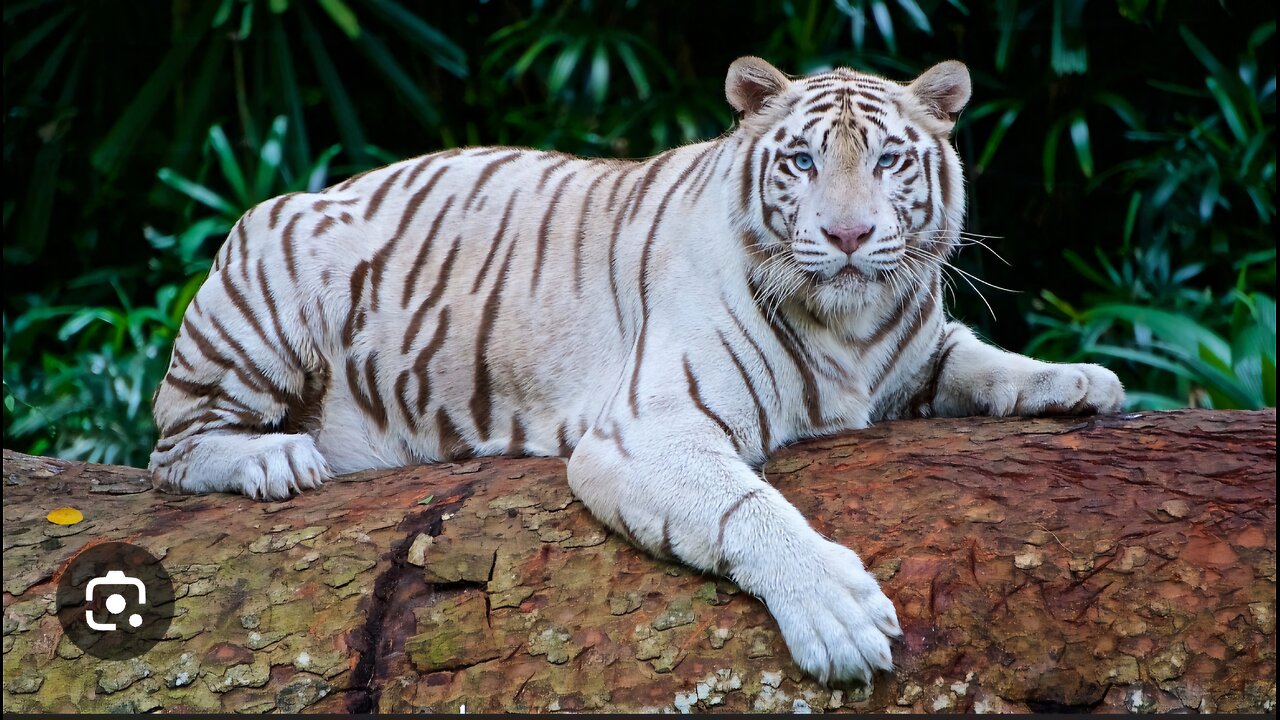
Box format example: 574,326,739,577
2,409,1275,713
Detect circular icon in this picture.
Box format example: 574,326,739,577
56,541,175,660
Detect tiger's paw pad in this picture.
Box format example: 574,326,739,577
766,540,901,685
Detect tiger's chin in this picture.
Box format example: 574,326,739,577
804,266,897,317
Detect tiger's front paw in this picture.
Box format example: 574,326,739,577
982,362,1125,417
763,538,901,685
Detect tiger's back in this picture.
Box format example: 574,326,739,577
151,141,734,495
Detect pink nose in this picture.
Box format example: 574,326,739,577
822,224,874,254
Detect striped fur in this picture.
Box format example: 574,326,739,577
150,58,1123,683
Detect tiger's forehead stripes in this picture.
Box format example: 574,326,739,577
777,72,922,162
802,89,839,107
856,100,886,117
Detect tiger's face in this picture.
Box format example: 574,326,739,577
727,57,971,315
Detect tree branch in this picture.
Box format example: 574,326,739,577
2,410,1274,713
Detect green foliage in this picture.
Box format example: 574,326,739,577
3,0,462,269
1024,20,1276,409
1029,287,1276,410
3,281,189,465
3,0,1275,463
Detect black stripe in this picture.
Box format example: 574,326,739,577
718,331,772,454
683,355,737,451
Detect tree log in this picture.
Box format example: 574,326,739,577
2,410,1275,713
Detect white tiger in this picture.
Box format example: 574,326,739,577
150,57,1124,684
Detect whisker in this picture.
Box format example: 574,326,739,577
904,229,1005,241
948,265,998,321
904,229,1010,263
939,262,1020,294
950,240,1011,267
750,249,803,324
900,245,1004,319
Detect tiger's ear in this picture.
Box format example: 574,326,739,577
908,61,971,128
726,56,791,117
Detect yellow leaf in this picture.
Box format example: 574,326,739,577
47,506,84,525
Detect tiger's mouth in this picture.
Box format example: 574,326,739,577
807,258,888,284
811,263,880,288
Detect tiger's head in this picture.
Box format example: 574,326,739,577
725,57,971,317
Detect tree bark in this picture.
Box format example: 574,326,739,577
2,409,1275,713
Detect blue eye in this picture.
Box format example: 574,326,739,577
877,152,898,168
793,153,814,171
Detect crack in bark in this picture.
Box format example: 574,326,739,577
1025,682,1112,713
345,482,476,714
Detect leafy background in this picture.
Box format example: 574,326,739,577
3,0,1275,466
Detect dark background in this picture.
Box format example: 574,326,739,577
4,0,1275,465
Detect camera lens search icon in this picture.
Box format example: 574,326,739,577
57,541,175,660
85,570,147,631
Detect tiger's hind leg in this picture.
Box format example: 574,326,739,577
149,338,333,501
149,208,334,500
151,432,328,500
